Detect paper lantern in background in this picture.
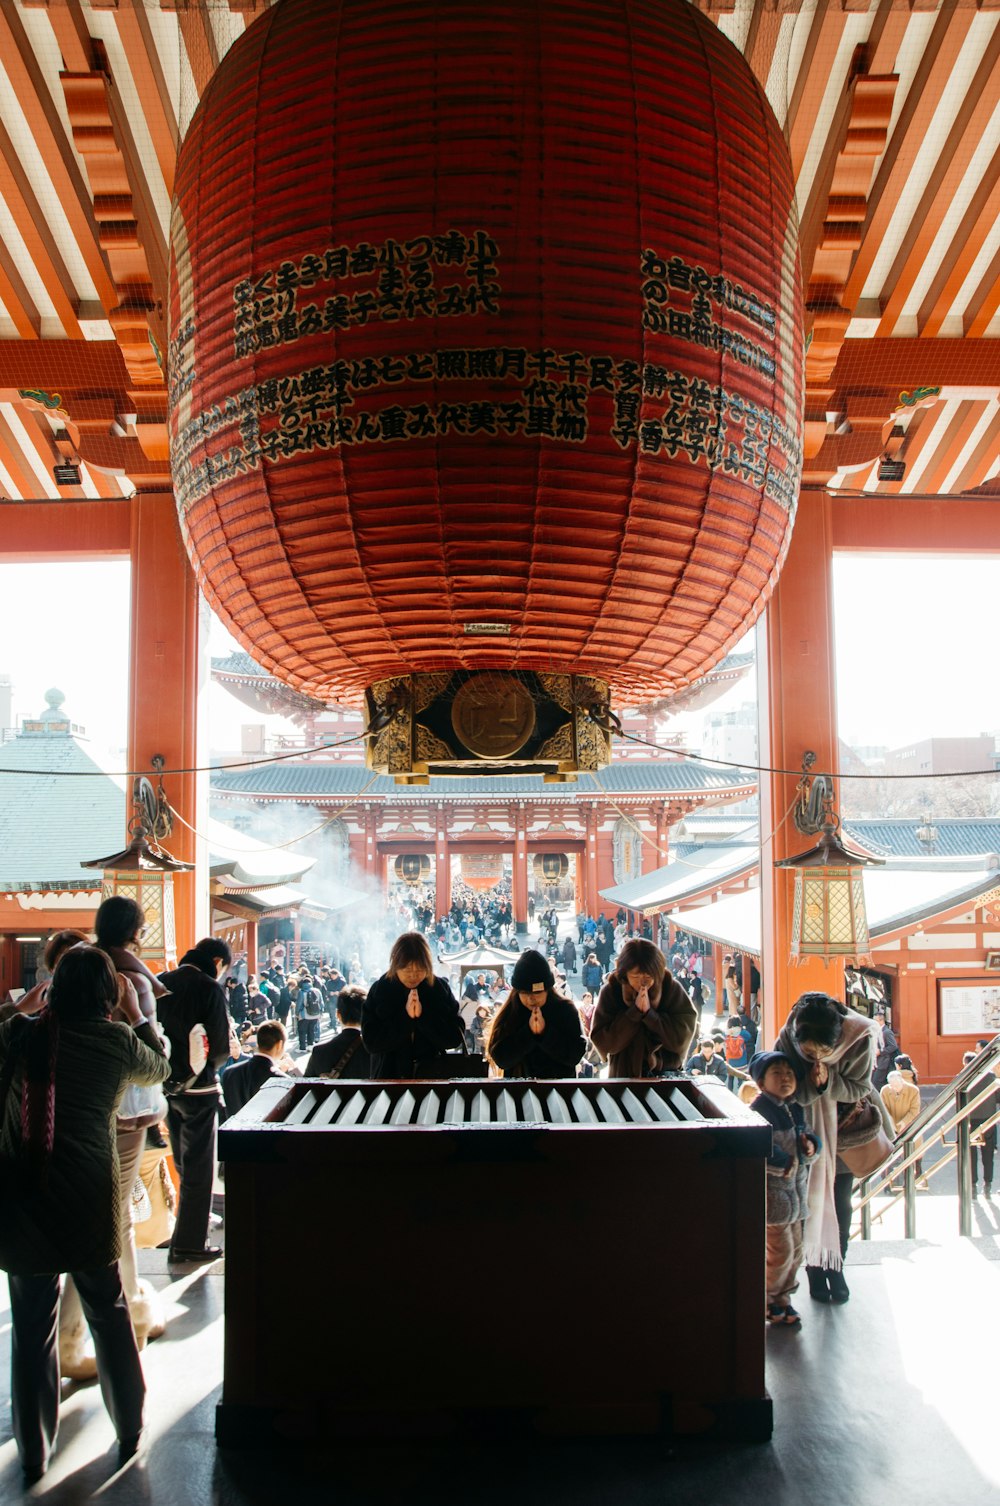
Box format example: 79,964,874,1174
169,0,803,780
533,853,570,887
394,853,431,886
460,854,504,891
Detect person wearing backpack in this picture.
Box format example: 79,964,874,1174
724,1015,752,1090
296,975,324,1051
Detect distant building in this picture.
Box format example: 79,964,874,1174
884,736,994,778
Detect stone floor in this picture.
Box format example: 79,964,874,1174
1,1218,998,1506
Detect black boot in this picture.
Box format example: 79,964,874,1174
806,1266,831,1303
827,1268,850,1304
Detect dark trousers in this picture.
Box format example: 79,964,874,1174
9,1264,144,1471
971,1124,996,1186
166,1090,219,1252
297,1018,320,1051
833,1169,854,1259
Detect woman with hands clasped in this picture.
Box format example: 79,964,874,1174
485,950,586,1079
591,939,698,1078
361,932,464,1079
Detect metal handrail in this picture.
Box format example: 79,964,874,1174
852,1034,1000,1241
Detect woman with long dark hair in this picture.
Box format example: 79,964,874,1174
775,992,878,1305
485,950,586,1079
591,938,698,1078
361,932,464,1078
0,944,169,1481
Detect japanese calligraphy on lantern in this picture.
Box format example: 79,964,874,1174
232,229,501,355
640,249,778,379
172,345,802,515
174,235,799,517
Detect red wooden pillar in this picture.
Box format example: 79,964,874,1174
585,805,599,916
128,492,202,958
512,805,529,931
246,919,259,978
655,808,668,867
362,807,378,877
759,492,844,1047
434,804,450,917
712,942,725,1017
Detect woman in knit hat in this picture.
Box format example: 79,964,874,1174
486,950,586,1079
591,939,698,1079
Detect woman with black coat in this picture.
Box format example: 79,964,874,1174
485,950,586,1080
362,932,464,1079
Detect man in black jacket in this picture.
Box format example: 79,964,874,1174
222,1020,293,1115
158,937,231,1263
305,986,371,1079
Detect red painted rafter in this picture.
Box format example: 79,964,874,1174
877,25,1000,336
0,0,115,309
0,115,84,338
842,1,976,310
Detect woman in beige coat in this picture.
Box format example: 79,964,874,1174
880,1053,924,1185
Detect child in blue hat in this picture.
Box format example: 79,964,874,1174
749,1050,821,1327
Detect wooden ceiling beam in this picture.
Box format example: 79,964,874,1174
0,245,41,339
0,0,115,309
787,1,851,183
0,408,53,498
161,1,220,101
61,51,168,394
0,115,83,338
870,402,941,495
0,338,129,389
963,248,1000,339
115,0,179,200
830,336,1000,390
863,0,911,76
842,0,976,311
907,398,986,495
949,413,1000,493
877,25,1000,336
32,0,94,74
918,160,1000,335
743,0,788,91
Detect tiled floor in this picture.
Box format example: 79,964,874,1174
1,1216,998,1506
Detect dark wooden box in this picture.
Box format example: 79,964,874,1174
217,1076,771,1444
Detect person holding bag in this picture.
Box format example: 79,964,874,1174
485,950,586,1080
0,945,169,1482
362,933,464,1079
775,993,881,1306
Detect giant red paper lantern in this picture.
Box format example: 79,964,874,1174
169,0,802,772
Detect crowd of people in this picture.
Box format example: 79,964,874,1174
2,891,998,1482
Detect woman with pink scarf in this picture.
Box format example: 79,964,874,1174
775,993,878,1305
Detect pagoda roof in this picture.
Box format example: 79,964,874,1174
0,701,125,890
210,758,756,802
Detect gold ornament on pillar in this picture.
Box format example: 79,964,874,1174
82,755,194,971
774,752,882,962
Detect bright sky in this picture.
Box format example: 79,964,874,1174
0,551,998,760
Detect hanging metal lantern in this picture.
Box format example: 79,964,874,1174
775,754,882,962
81,762,193,972
169,0,803,781
533,852,569,886
394,853,431,885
